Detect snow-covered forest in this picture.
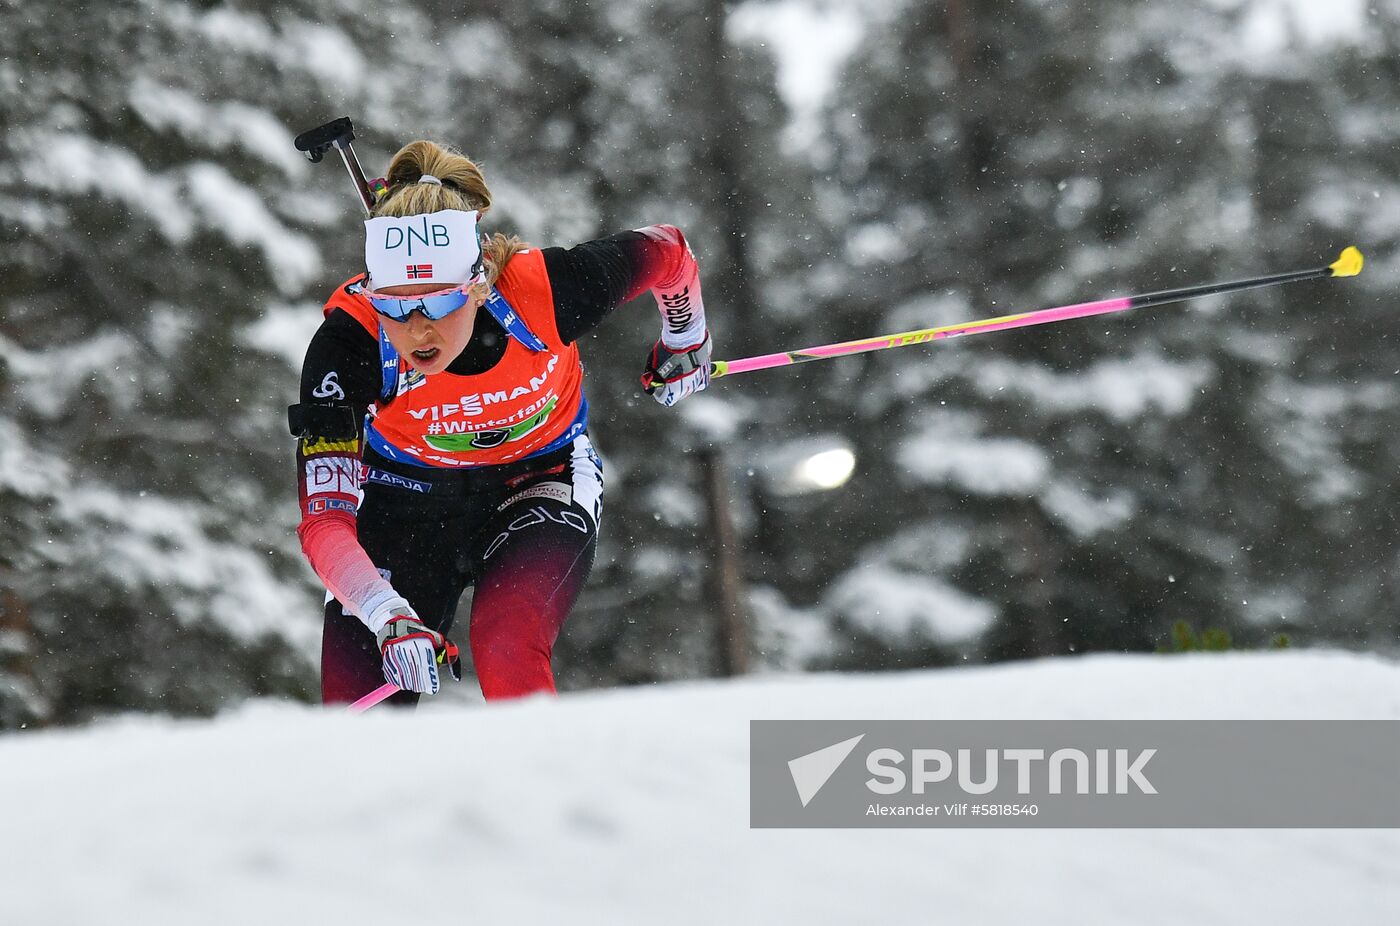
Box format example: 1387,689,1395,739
2,0,1398,728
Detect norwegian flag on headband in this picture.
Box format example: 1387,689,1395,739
364,209,482,289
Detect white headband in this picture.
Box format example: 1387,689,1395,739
364,208,482,290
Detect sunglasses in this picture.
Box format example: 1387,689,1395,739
349,272,486,322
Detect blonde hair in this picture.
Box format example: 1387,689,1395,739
371,140,527,287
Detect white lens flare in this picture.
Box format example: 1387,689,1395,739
792,448,856,491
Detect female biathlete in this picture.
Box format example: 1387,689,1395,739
290,140,710,705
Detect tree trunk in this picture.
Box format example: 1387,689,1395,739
699,446,751,676
696,0,764,327
0,586,44,728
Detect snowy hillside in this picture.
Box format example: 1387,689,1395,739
3,651,1398,925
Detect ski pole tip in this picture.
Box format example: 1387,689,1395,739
1329,246,1364,278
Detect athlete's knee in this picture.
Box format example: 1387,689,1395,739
470,628,556,700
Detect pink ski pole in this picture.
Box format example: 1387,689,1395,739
346,640,462,713
699,247,1363,381
348,682,398,713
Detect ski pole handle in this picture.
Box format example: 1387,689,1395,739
294,116,382,217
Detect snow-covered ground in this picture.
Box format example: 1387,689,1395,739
3,651,1398,925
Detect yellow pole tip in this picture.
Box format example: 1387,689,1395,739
1329,246,1364,278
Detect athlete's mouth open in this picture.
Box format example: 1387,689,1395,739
412,347,441,363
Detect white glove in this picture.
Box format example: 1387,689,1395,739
641,330,712,407
374,608,460,695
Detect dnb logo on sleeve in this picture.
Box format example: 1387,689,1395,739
301,435,363,514
304,456,360,496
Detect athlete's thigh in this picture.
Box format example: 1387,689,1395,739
354,481,473,632
468,437,604,618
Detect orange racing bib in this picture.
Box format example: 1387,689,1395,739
326,249,587,468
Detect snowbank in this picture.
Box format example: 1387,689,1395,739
2,651,1397,925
